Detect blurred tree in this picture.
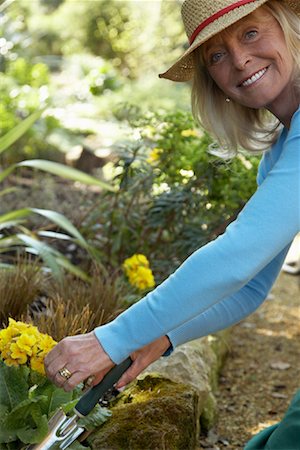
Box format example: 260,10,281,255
7,0,186,79
39,0,65,13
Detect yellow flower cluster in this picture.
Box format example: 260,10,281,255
0,318,56,375
123,254,155,291
181,129,198,138
147,147,163,164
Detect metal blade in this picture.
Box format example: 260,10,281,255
25,408,84,450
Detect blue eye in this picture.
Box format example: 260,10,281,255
245,30,258,39
210,52,224,64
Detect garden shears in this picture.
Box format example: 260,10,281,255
26,357,132,450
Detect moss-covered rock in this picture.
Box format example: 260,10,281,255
88,331,231,449
88,375,199,450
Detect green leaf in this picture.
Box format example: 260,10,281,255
37,231,72,240
9,396,48,419
78,405,111,431
0,236,20,250
0,361,29,411
54,254,91,282
61,398,78,415
0,109,45,155
0,220,26,231
30,208,87,247
16,406,48,444
0,187,18,197
17,160,116,192
0,209,31,225
16,233,62,281
0,165,17,183
33,381,73,417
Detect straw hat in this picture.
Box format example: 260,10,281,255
159,0,300,82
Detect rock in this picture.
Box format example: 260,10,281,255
144,330,230,431
88,375,199,450
88,331,231,449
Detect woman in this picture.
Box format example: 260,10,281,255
45,0,300,447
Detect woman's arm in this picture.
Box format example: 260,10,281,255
95,108,300,364
167,243,290,349
113,243,290,388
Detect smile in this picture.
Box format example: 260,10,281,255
239,67,268,87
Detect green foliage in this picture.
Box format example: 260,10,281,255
87,62,122,96
0,111,115,281
82,110,259,283
0,360,110,447
6,58,49,87
14,0,185,79
0,57,59,164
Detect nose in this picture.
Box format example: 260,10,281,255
230,43,251,70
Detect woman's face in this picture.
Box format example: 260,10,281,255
202,8,295,112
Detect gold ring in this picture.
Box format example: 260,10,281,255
58,367,72,380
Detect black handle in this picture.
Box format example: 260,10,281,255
75,357,132,416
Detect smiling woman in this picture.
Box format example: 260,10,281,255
44,1,300,448
190,0,300,152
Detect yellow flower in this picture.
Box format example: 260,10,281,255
1,347,11,360
8,318,29,333
0,318,57,371
123,254,155,291
36,334,56,358
127,266,155,291
0,327,18,351
15,333,37,356
181,129,198,138
3,357,19,367
123,254,150,275
10,343,28,364
30,356,45,375
147,147,163,164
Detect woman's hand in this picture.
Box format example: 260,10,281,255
114,335,171,389
44,331,114,392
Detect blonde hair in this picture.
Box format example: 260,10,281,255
191,0,300,154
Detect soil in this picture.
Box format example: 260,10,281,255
199,271,300,450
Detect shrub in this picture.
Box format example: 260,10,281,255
81,110,259,283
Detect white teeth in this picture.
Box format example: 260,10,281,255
241,68,267,87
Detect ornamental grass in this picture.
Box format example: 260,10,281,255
25,263,127,342
0,258,43,327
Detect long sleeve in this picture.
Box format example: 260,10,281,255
95,107,300,364
167,243,290,348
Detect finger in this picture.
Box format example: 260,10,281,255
61,371,87,392
90,367,112,387
44,339,66,365
53,369,72,388
115,359,143,389
45,355,68,381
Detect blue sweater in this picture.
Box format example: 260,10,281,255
95,107,300,364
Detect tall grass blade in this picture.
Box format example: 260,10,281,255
17,160,116,192
0,109,45,154
31,208,87,246
17,233,62,281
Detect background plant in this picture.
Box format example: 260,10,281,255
0,258,43,327
0,110,115,281
82,110,260,283
25,263,128,342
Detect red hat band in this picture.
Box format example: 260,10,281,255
189,0,259,45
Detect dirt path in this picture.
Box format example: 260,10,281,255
200,272,300,449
